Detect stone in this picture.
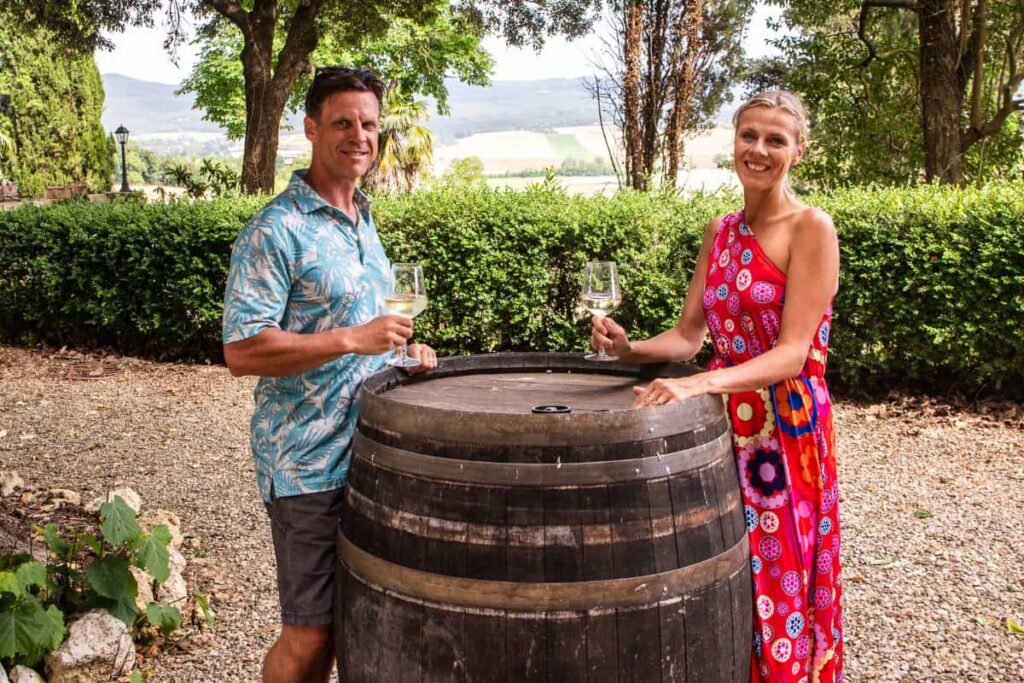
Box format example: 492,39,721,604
168,548,186,575
130,566,154,613
45,609,134,683
158,570,189,607
0,662,8,683
9,666,45,683
47,489,81,507
85,487,143,515
105,488,143,514
0,470,24,497
137,509,183,550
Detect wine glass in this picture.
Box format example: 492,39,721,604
582,261,622,361
384,263,427,368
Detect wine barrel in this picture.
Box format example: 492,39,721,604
335,353,751,683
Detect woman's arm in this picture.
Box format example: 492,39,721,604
634,209,839,406
592,215,722,362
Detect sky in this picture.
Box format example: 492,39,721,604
94,3,781,85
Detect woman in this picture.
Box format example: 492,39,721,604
592,90,843,682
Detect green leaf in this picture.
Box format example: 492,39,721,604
193,586,215,627
0,594,61,665
0,571,20,597
145,602,182,637
43,604,66,651
43,522,71,558
913,508,933,519
78,533,102,555
1008,617,1024,636
86,555,136,601
130,671,145,683
99,496,142,547
15,562,48,595
101,593,139,627
133,525,171,583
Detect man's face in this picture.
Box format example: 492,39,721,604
305,90,380,181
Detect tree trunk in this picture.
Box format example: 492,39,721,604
206,0,322,195
624,1,645,190
665,0,703,185
918,0,964,184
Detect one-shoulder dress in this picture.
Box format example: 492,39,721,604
702,210,844,682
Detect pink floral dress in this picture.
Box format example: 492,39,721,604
702,210,844,682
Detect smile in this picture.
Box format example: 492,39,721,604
744,161,770,172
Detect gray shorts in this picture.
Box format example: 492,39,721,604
264,487,345,627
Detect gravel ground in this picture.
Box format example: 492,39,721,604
1,345,1021,682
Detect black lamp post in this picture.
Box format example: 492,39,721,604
114,124,130,193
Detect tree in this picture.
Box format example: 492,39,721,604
587,0,753,190
9,0,604,194
362,88,435,194
178,3,492,143
0,13,114,197
760,0,1024,186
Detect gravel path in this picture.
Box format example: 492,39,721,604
1,345,1021,682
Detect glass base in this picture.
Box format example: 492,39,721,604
584,352,618,362
386,356,422,368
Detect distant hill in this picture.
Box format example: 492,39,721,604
100,73,601,151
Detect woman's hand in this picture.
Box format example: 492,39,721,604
591,316,632,359
631,373,714,408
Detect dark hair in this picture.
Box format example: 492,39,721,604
304,67,385,121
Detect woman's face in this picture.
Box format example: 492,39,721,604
733,106,805,193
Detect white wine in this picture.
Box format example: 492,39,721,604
384,294,428,318
583,293,621,317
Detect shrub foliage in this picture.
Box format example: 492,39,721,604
0,183,1021,396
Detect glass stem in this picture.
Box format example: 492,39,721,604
597,345,609,360
397,342,409,363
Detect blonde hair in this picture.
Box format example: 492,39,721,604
732,90,810,145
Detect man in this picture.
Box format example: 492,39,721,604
222,67,436,682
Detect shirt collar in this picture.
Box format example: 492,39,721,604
288,169,373,221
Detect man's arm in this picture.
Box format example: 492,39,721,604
223,315,413,377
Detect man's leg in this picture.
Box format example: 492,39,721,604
263,624,334,683
263,487,346,683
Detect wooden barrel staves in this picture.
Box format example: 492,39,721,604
335,353,751,682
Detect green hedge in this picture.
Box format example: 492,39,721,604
1,182,1021,396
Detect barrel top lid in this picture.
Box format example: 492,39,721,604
359,354,724,446
386,371,634,415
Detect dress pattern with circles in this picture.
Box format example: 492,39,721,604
703,210,844,683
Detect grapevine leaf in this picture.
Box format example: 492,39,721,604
134,525,171,583
86,555,136,601
0,571,20,597
145,602,182,637
15,561,48,595
99,496,142,547
0,594,59,665
101,593,139,627
43,523,71,558
193,587,215,627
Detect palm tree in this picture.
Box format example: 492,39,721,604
363,86,434,194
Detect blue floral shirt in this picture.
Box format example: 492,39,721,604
223,170,391,502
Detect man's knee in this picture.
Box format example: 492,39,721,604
279,624,333,656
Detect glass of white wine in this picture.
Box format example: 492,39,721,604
582,260,622,361
384,262,428,368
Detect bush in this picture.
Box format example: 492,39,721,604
0,496,178,672
0,182,1021,396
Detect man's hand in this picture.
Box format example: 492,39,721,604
405,344,438,375
347,315,413,355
